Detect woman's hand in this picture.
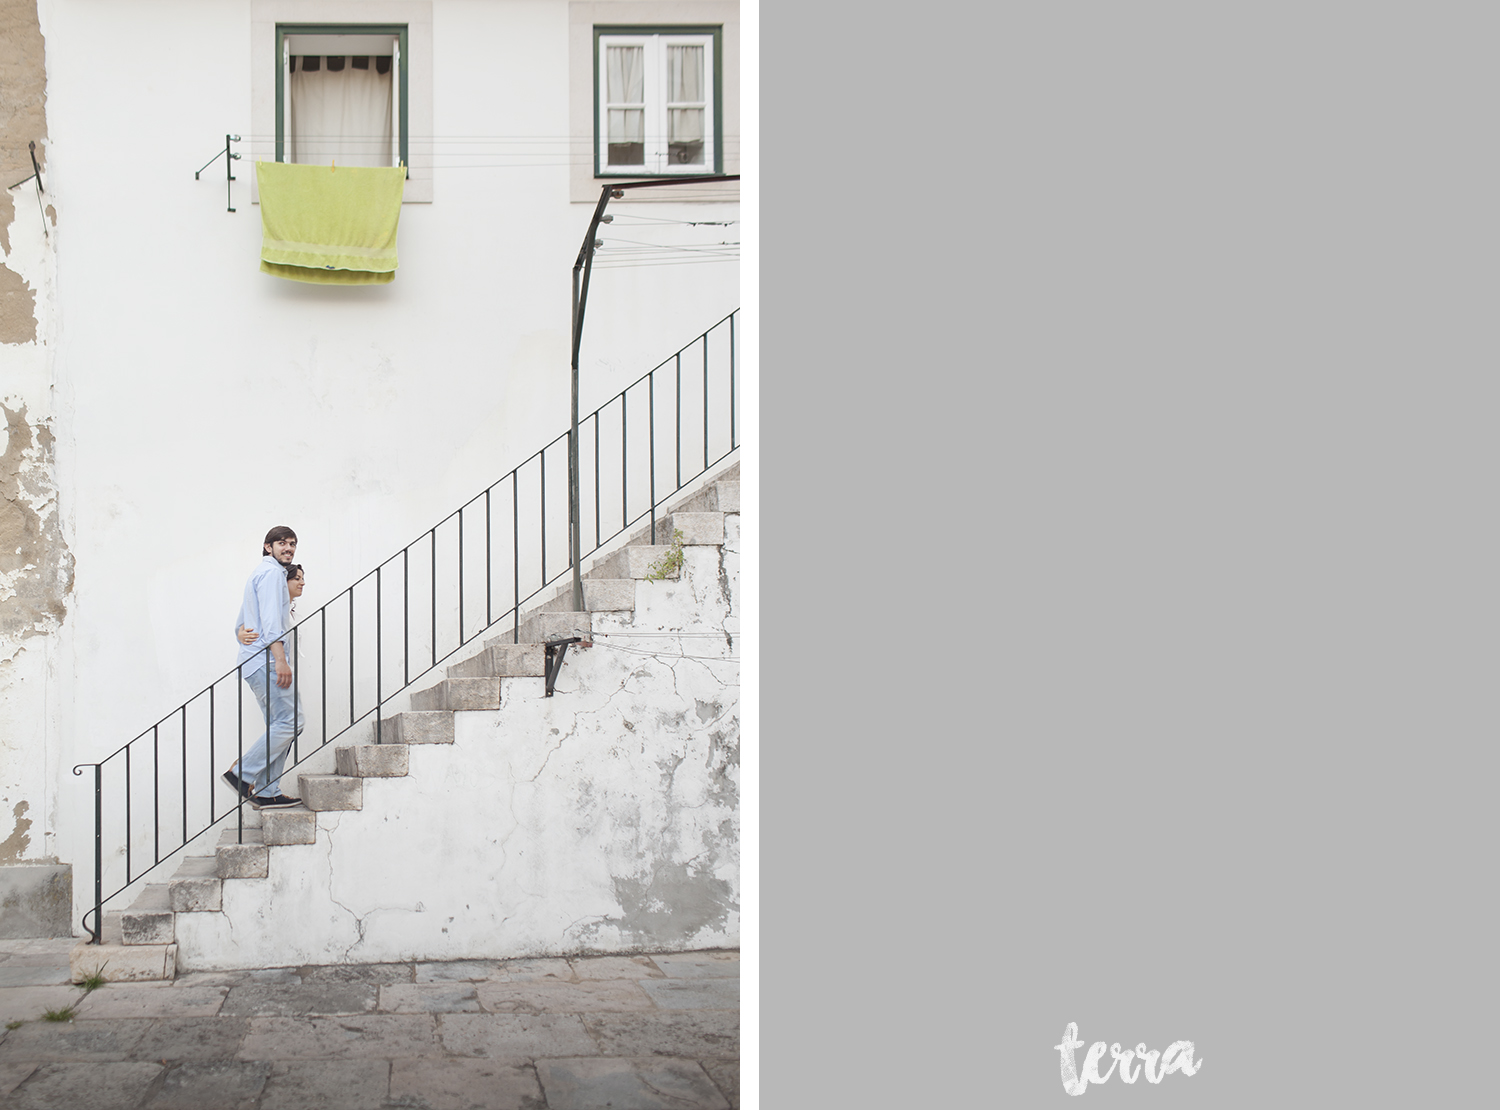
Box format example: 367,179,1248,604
237,625,257,645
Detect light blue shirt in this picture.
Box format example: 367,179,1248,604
236,555,292,674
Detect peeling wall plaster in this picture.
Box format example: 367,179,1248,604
0,403,71,651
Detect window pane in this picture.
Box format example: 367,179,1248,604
290,58,394,167
608,108,644,165
607,46,643,104
668,107,704,165
667,45,703,103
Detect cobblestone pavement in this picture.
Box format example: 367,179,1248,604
0,939,738,1109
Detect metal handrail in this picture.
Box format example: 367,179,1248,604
71,309,739,942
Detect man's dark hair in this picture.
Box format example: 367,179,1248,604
262,525,297,555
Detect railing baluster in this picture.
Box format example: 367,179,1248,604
209,685,216,825
292,625,300,761
320,610,328,756
430,529,437,669
181,706,188,848
703,333,710,472
152,725,160,865
540,451,547,584
649,371,657,543
675,352,682,490
348,591,355,729
125,746,132,883
376,566,383,744
485,489,492,627
458,509,465,645
622,392,629,537
404,547,410,689
729,312,736,450
513,472,521,644
237,665,244,842
92,765,102,943
594,413,601,552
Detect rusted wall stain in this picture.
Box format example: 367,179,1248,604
0,264,35,343
0,801,30,861
0,0,48,345
0,403,72,642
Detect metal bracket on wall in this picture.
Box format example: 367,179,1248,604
195,134,242,212
544,637,588,697
7,140,49,238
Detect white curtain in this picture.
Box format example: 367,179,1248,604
667,45,704,151
289,58,394,167
606,45,644,146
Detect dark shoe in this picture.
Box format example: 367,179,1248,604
250,794,301,810
221,770,253,801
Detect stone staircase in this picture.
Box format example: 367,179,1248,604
70,468,739,984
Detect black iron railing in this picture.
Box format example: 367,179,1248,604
72,310,739,942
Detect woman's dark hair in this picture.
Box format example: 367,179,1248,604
285,563,304,581
262,525,297,555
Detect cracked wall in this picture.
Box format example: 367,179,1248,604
0,0,65,895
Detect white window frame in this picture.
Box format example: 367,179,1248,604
596,31,717,176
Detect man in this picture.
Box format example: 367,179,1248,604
222,526,304,809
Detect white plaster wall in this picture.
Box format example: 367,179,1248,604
174,526,738,968
32,0,737,923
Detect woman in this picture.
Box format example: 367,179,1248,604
238,563,304,643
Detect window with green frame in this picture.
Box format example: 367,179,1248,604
276,23,410,172
595,26,722,176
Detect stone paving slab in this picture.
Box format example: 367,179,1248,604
476,979,656,1014
301,961,414,985
581,1011,740,1059
389,1056,545,1109
639,978,739,1010
0,984,83,1025
0,965,71,987
496,957,575,983
72,983,228,1019
132,1016,251,1062
650,953,739,979
220,980,379,1016
379,982,482,1013
536,1057,730,1110
568,955,666,981
437,1013,597,1060
702,1058,739,1110
0,939,76,964
240,1014,441,1060
0,1060,165,1110
259,1059,391,1110
147,1059,272,1108
0,1016,152,1061
415,959,505,983
0,1061,36,1097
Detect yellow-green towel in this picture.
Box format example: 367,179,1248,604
256,161,406,285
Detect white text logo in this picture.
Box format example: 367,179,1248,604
1053,1022,1202,1096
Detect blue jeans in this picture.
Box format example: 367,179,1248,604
234,662,305,797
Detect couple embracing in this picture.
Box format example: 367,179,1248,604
221,525,307,810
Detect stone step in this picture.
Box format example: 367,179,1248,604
412,677,502,711
261,807,317,845
584,579,636,611
510,610,592,646
113,884,174,945
448,642,545,679
297,774,364,811
168,856,222,913
71,941,176,983
216,827,269,880
671,511,724,546
625,545,682,580
712,480,739,513
335,744,409,778
383,711,454,746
